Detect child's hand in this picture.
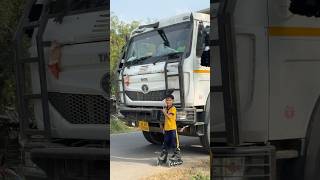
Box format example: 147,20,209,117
160,124,165,134
179,126,189,133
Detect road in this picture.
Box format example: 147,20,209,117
110,132,209,180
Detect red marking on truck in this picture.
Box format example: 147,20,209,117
124,75,130,87
284,105,295,119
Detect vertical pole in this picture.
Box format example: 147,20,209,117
36,0,51,138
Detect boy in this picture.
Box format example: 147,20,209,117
158,94,183,166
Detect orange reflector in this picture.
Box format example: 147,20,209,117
193,70,210,73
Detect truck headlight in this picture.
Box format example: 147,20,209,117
177,111,187,120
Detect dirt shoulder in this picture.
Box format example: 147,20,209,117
140,160,210,180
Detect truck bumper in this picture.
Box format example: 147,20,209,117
119,105,200,128
119,106,162,123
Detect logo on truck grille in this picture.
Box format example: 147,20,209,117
141,84,149,94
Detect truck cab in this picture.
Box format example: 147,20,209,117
117,12,210,146
210,0,320,179
14,0,109,179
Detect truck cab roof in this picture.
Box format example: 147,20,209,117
131,12,209,37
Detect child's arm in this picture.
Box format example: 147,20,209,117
161,109,174,119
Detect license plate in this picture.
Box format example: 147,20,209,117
138,121,149,132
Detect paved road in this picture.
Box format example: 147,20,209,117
110,132,209,180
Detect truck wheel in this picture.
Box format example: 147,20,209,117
304,97,320,180
200,95,210,149
142,131,164,145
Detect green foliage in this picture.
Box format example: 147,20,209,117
0,0,25,112
190,173,210,180
110,116,137,134
110,13,139,95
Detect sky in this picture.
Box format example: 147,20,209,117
111,0,209,23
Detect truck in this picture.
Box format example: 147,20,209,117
210,0,320,179
116,10,211,147
13,0,109,179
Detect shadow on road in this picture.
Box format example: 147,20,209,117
110,132,209,165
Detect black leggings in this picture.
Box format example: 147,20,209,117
162,130,180,152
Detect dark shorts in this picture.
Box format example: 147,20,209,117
162,130,180,151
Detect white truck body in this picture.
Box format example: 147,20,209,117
118,12,210,112
212,0,320,143
29,6,109,140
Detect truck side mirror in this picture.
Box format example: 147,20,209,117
196,22,205,57
200,28,210,67
117,45,127,73
117,59,124,73
201,46,210,67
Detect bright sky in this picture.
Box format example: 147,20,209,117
111,0,209,23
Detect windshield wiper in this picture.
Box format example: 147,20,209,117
125,55,152,67
157,29,170,47
153,52,183,65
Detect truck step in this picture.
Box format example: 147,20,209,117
167,74,179,77
194,122,205,126
276,150,299,159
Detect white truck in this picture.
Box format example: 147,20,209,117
211,0,320,179
117,11,211,147
14,0,109,179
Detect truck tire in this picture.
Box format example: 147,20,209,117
200,95,210,149
304,97,320,180
142,131,164,145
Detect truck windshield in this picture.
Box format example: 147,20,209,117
126,22,192,63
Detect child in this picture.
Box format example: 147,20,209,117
158,94,183,166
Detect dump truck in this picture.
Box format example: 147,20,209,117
116,10,211,147
210,0,320,179
13,0,109,179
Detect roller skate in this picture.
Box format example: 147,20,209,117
167,150,183,167
156,150,168,166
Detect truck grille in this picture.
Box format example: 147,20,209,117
48,92,108,124
125,90,174,101
211,146,276,180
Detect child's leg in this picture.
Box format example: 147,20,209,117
169,130,183,165
162,131,170,152
172,130,180,152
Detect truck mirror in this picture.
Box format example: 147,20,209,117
117,45,126,73
289,0,320,17
118,59,124,73
196,22,205,57
201,46,210,67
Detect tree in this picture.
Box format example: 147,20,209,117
110,14,139,95
0,0,25,113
